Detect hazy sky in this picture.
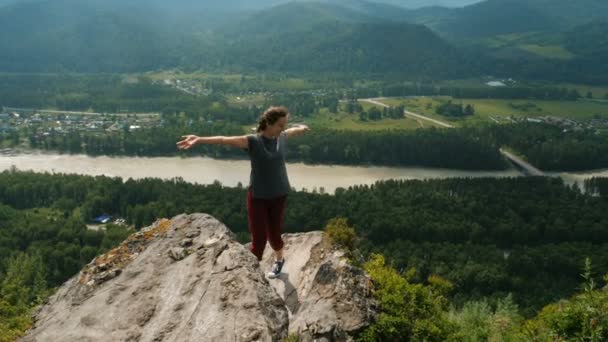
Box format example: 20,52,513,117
0,0,484,10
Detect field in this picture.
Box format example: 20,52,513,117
379,96,608,126
306,108,428,131
559,84,608,99
474,31,576,60
239,105,443,133
145,71,352,91
227,94,267,107
518,44,574,60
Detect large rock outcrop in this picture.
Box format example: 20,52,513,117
20,213,377,342
260,232,377,341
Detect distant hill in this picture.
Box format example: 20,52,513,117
0,0,476,77
410,0,608,40
523,0,608,27
482,19,608,84
220,25,473,76
0,0,606,83
563,20,608,57
464,18,608,60
418,0,557,40
0,0,182,72
191,2,476,76
220,1,376,36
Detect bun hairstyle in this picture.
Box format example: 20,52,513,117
257,106,289,133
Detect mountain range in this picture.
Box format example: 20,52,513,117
0,0,606,82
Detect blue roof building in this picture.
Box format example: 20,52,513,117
93,214,111,224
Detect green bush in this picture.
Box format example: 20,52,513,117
523,258,608,341
448,294,525,342
355,253,459,341
323,217,357,252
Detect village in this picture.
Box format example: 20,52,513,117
0,106,163,138
522,115,608,133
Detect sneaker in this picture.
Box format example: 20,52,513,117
267,258,285,279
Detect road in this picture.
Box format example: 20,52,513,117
360,97,545,176
359,98,455,128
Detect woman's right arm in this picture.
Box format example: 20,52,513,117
196,135,249,149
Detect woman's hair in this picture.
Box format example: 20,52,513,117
257,106,289,133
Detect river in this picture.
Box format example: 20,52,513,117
0,150,606,194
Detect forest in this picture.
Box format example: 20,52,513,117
0,170,606,319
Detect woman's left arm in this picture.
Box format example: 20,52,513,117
284,124,310,138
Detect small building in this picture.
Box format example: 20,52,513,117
93,214,112,224
486,81,506,87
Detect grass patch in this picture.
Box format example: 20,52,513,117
307,108,426,131
226,94,266,107
518,44,575,60
378,97,608,125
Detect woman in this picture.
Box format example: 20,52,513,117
176,106,310,278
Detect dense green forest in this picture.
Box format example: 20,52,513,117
0,75,228,115
27,126,509,170
586,177,608,197
1,170,607,339
485,122,608,171
1,170,607,312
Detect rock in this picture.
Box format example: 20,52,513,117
179,238,194,247
20,213,378,342
20,213,288,342
167,247,188,261
261,232,377,341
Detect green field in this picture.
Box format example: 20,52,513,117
146,70,244,82
240,106,436,133
227,94,267,107
478,31,543,49
559,84,608,99
434,80,608,99
147,71,328,91
518,44,574,60
380,97,608,126
473,31,576,60
308,108,429,130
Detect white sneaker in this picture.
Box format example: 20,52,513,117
267,258,285,279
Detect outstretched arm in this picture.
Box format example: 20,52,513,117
284,124,310,138
176,135,248,150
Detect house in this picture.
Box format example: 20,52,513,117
93,214,111,224
486,81,506,87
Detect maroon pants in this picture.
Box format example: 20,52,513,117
246,187,287,261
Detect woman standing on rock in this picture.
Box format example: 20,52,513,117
176,106,310,278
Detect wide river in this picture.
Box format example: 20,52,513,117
1,150,607,194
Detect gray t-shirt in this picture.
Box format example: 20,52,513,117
243,131,290,199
